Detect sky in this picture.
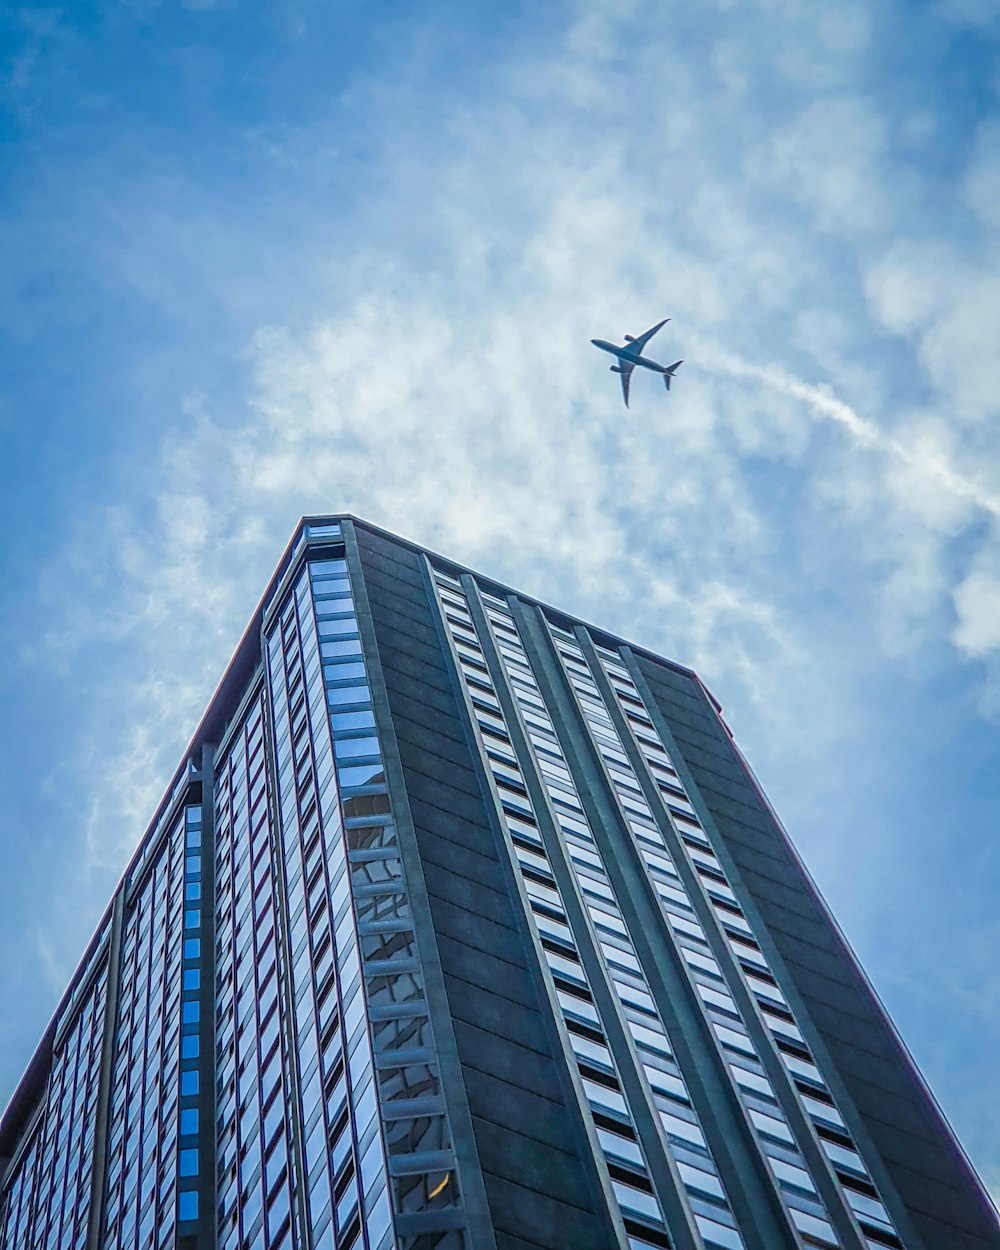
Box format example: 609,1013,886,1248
1,0,999,1210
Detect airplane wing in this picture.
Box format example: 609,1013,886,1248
629,318,669,356
618,360,635,407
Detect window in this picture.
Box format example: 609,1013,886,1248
178,1191,198,1222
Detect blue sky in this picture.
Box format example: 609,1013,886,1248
1,0,998,1207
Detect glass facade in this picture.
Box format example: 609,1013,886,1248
1,517,992,1250
215,693,300,1250
0,963,107,1250
102,811,187,1250
263,555,464,1250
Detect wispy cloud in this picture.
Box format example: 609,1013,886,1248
3,0,998,1191
31,0,1000,886
702,344,1000,519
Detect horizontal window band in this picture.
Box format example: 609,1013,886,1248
565,1019,607,1049
387,1150,454,1177
357,919,413,937
379,1096,447,1121
352,882,407,899
772,1035,814,1064
816,1123,863,1152
856,1224,904,1249
368,1001,429,1022
605,1160,655,1193
373,1047,436,1070
363,958,421,977
530,901,567,928
621,1216,672,1248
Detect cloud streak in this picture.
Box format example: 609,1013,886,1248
700,344,1000,520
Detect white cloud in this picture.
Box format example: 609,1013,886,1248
953,558,1000,658
32,0,1000,833
763,95,892,234
864,241,959,335
11,0,1000,1181
864,140,1000,430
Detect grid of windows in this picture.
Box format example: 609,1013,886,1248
303,559,463,1247
215,694,300,1250
32,969,108,1250
432,569,676,1250
589,644,906,1250
178,803,205,1231
0,965,107,1250
305,562,465,1245
550,626,848,1249
267,570,387,1250
478,590,748,1250
102,812,186,1250
0,1117,42,1250
267,555,464,1250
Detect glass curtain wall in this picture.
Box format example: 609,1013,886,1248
101,811,187,1250
215,690,301,1250
0,1119,42,1250
0,965,107,1250
264,552,465,1250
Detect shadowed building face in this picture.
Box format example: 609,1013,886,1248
0,515,997,1250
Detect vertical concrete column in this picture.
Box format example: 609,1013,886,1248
85,893,125,1250
193,744,219,1250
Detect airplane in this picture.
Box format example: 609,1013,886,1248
591,318,683,407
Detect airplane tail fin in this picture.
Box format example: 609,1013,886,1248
663,361,683,391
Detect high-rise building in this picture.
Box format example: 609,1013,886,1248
0,515,996,1250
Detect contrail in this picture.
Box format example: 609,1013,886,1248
698,345,1000,522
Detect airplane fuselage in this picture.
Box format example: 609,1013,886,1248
590,339,669,373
